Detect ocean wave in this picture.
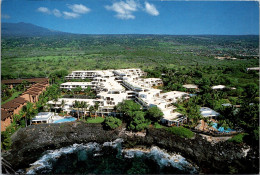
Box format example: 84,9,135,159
26,142,101,174
26,139,197,174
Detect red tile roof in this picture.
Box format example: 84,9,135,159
27,87,43,92
1,109,12,120
1,100,21,109
12,97,27,104
23,91,39,96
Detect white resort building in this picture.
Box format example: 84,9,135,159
48,68,190,126
200,107,220,119
31,112,55,124
60,82,94,91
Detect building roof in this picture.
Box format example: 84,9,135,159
23,90,39,96
1,100,21,109
32,112,54,121
200,107,220,117
1,109,12,120
1,78,49,84
12,97,27,104
183,84,198,89
61,82,92,86
211,85,226,90
246,67,260,71
162,111,184,121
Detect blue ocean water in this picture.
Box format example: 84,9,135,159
26,139,198,174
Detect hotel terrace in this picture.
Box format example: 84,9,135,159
48,69,189,126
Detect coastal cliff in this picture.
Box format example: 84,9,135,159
2,122,259,174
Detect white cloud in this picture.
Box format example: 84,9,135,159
68,4,90,14
37,7,51,14
105,0,139,20
53,9,62,17
144,2,159,16
2,14,10,19
63,11,80,19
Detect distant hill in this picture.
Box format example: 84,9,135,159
1,22,69,37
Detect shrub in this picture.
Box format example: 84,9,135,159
103,117,122,130
228,133,247,143
154,122,163,129
166,126,194,139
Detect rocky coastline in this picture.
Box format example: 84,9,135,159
2,121,259,174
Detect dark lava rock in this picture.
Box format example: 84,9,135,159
2,122,259,174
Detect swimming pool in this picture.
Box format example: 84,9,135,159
212,123,235,133
53,117,76,123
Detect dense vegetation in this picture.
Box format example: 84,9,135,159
166,126,194,139
1,34,259,150
1,35,258,79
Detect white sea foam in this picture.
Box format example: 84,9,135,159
26,142,101,174
103,138,124,148
123,146,198,174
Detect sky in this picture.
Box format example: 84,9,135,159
1,0,259,35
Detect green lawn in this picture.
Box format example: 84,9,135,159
86,117,105,124
2,91,22,105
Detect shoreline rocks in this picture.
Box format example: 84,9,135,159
2,122,259,174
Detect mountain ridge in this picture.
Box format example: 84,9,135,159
1,22,70,37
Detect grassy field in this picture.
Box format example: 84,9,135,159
1,91,22,104
1,35,259,80
86,117,105,124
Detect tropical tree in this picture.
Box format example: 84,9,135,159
81,101,89,120
53,95,59,114
94,102,100,119
147,106,164,123
21,80,29,91
73,100,81,120
75,86,82,94
60,100,66,117
22,102,37,127
116,100,141,121
103,117,122,130
184,100,202,127
89,105,95,118
128,111,150,131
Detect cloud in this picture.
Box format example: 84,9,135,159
53,9,62,17
144,2,159,16
37,7,51,14
105,0,139,20
37,4,90,19
67,4,90,14
63,11,80,19
2,14,10,19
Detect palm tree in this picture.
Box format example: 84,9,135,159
21,80,29,91
81,101,89,120
47,103,53,112
60,100,66,117
94,102,100,119
53,96,59,114
73,100,81,120
89,105,95,118
23,102,35,127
